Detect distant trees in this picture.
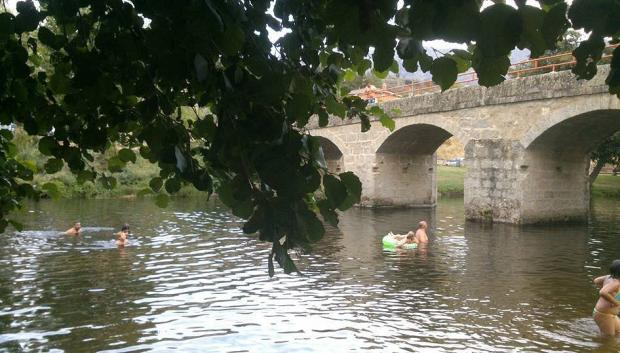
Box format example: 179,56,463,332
590,132,620,184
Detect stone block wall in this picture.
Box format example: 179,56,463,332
367,153,437,207
464,139,524,223
519,149,590,223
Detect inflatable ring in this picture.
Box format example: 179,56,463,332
382,234,417,250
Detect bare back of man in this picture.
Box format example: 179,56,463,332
414,221,429,244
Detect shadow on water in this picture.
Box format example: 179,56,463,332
0,196,619,352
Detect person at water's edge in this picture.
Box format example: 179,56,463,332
65,222,81,236
593,260,620,336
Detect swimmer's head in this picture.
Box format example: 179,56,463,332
74,222,81,230
406,232,414,240
121,224,130,233
610,260,620,278
418,221,428,229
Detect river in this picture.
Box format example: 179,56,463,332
1,197,619,352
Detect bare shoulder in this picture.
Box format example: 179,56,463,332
602,277,620,291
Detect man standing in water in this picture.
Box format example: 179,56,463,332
65,222,81,236
413,221,429,244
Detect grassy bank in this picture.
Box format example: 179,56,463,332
436,166,620,199
592,174,620,198
437,166,465,197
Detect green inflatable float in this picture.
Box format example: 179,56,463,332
382,233,417,250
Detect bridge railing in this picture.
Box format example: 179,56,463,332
377,44,619,99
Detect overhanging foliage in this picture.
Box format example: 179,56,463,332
0,0,619,274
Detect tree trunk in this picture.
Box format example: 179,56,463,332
589,159,606,184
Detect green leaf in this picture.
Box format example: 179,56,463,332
431,57,458,91
0,13,15,42
272,241,299,275
194,54,209,82
296,206,325,243
118,148,136,163
192,116,217,139
518,6,547,57
478,4,522,57
49,71,71,94
356,59,372,76
323,174,347,209
217,24,245,55
38,137,57,156
287,93,312,125
472,48,510,87
372,69,389,79
42,182,61,199
76,170,95,184
192,171,213,192
149,177,163,192
137,188,153,197
450,50,473,73
572,36,605,80
107,156,126,173
318,108,329,127
370,105,396,132
99,176,117,190
606,47,620,98
20,159,38,173
155,193,169,208
14,2,40,33
317,199,338,227
343,69,357,81
38,27,63,50
338,171,362,210
216,182,235,208
44,158,63,174
397,38,423,60
389,60,399,74
232,198,253,219
164,177,181,193
325,96,346,118
372,44,396,73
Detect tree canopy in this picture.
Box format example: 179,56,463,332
0,0,619,274
591,132,620,184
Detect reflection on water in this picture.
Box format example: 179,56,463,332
1,197,619,352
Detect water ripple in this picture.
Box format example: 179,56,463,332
0,197,619,352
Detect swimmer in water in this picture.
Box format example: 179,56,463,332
593,260,620,336
413,221,429,244
115,224,130,247
65,222,81,236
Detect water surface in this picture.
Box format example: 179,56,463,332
1,197,619,352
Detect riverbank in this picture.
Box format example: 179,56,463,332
26,163,620,200
437,166,620,198
592,174,620,198
437,166,466,197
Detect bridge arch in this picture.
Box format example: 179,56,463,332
370,123,465,207
519,108,620,223
309,132,346,174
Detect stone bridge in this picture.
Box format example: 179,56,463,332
309,67,620,224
